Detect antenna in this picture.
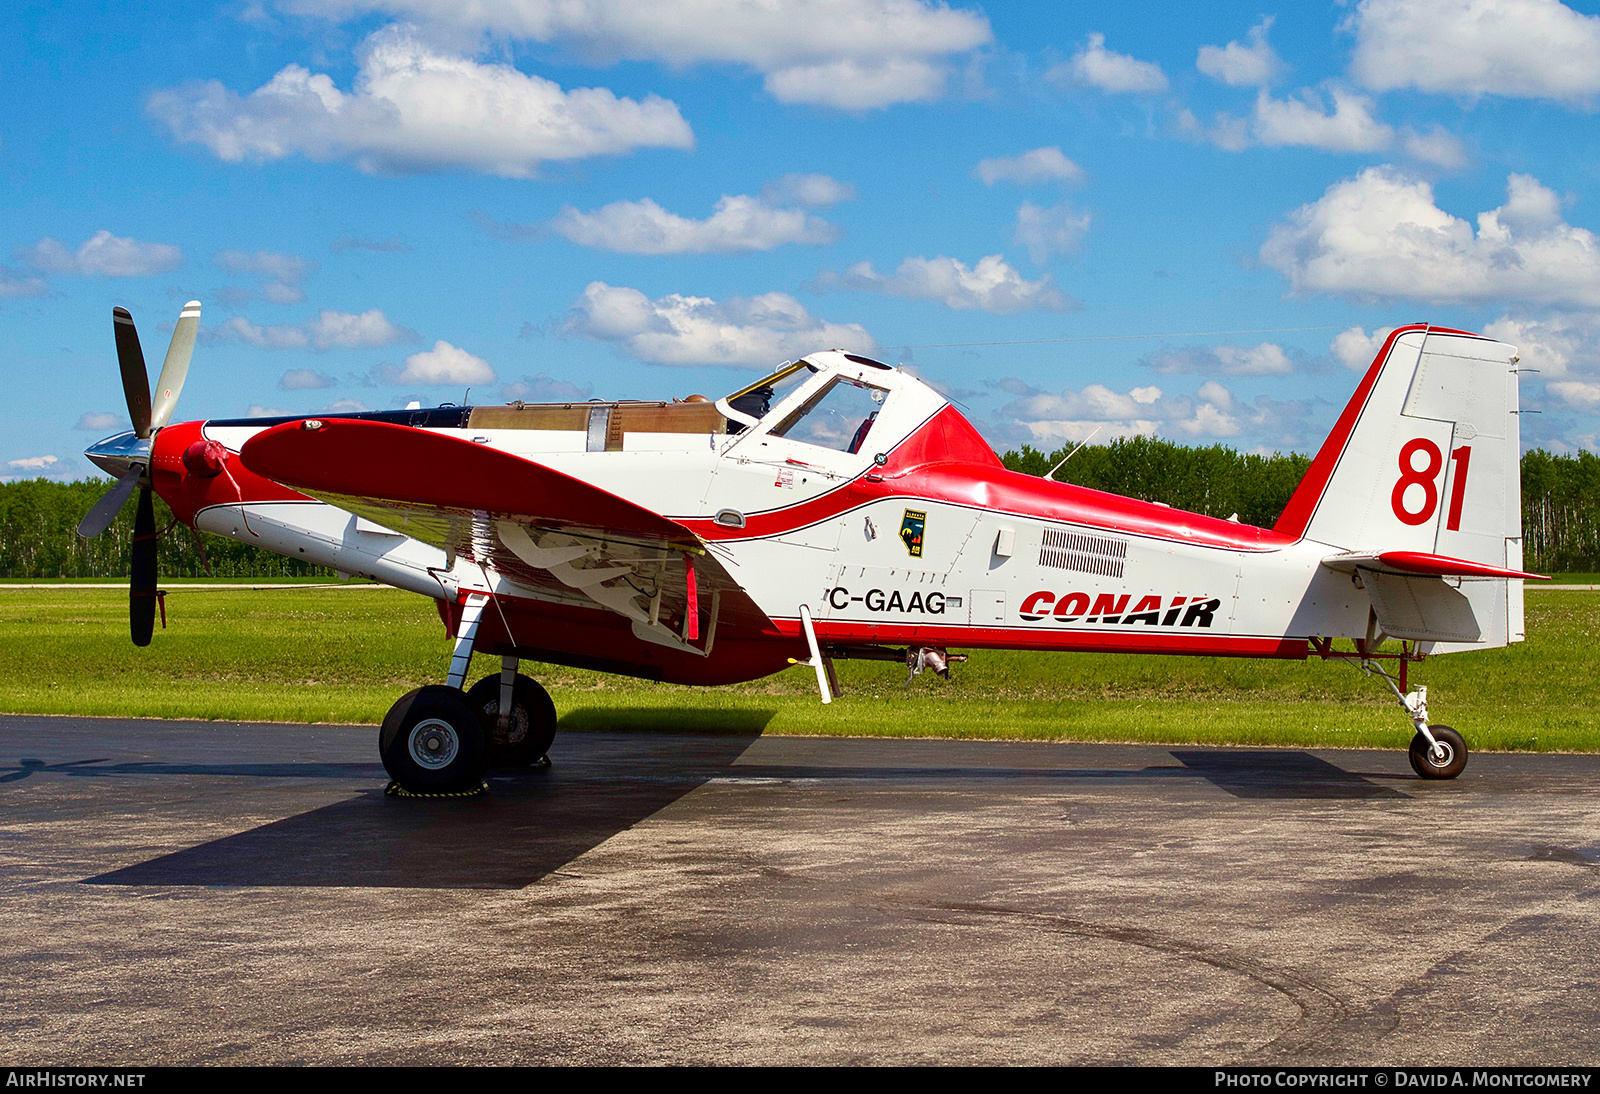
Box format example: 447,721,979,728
1044,426,1102,481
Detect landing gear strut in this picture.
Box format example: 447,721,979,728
1310,629,1470,780
380,591,559,794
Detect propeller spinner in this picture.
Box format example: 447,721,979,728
78,301,201,646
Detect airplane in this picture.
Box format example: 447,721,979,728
78,302,1544,795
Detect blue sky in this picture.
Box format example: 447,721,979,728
6,0,1600,480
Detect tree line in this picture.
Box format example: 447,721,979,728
3,440,1598,576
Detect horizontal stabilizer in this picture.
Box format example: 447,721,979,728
1321,550,1546,581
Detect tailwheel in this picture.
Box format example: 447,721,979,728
1409,724,1468,780
466,672,557,768
380,685,489,793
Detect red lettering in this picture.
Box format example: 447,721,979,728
1446,445,1472,531
1391,438,1443,526
1089,593,1130,623
1054,592,1091,621
1019,591,1055,620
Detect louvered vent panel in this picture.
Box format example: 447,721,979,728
1039,528,1128,578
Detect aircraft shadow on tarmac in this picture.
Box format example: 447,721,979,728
72,730,1407,892
1168,750,1409,800
83,724,772,892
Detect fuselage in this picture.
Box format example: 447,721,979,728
119,351,1393,685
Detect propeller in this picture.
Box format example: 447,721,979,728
77,301,201,646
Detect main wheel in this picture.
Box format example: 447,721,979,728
380,685,489,793
1409,724,1468,780
465,672,557,767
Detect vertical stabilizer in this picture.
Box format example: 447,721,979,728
1278,325,1525,648
1277,326,1520,560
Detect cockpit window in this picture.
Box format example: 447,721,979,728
769,377,889,454
722,362,816,433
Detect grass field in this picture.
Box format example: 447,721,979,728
0,582,1595,752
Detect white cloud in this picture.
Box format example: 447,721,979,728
764,56,948,110
1348,0,1600,106
994,379,1243,444
319,397,373,413
1013,202,1091,266
973,147,1085,187
205,308,417,350
759,173,855,208
1184,90,1467,165
1197,17,1284,87
812,254,1071,314
0,266,49,297
1147,343,1294,376
1546,380,1600,410
549,194,840,254
208,316,311,349
279,368,339,390
307,308,416,349
148,26,695,177
5,455,59,472
395,340,496,384
1261,168,1600,307
75,412,122,431
1402,126,1471,168
283,0,993,109
246,404,287,417
564,281,875,368
215,249,319,304
1330,326,1397,371
20,230,182,277
1251,87,1393,151
991,378,1314,449
1483,312,1600,378
502,373,594,401
1048,33,1168,94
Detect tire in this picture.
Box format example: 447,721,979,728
1409,724,1468,780
380,685,489,793
465,672,557,767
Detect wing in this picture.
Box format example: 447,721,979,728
239,418,772,651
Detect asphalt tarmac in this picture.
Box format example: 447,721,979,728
3,713,1598,1066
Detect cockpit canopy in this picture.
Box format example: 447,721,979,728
716,351,938,460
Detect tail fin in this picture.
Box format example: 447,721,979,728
1278,324,1526,648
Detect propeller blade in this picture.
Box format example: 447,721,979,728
113,307,152,439
130,486,158,647
149,300,200,433
75,464,144,539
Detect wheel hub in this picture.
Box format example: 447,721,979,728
408,717,460,770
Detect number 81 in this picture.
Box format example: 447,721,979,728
1391,438,1471,529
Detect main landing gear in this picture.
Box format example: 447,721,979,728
380,593,558,795
1310,629,1469,780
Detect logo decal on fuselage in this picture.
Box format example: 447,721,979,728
900,509,926,557
1019,591,1220,628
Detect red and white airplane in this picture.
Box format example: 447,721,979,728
80,303,1543,793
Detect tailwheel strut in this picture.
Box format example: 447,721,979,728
1310,629,1469,780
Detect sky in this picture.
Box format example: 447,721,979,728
5,0,1600,482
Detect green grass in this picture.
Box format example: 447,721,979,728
0,584,1596,751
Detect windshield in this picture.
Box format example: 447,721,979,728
770,376,889,454
722,363,816,432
